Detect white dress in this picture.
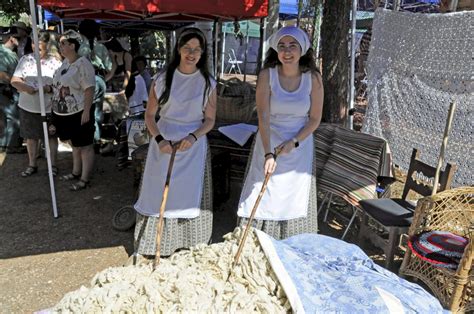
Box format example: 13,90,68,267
238,67,313,221
134,69,216,219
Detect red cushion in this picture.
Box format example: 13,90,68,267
408,231,468,269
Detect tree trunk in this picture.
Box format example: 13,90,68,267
320,0,350,124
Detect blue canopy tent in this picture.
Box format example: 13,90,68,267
279,0,311,20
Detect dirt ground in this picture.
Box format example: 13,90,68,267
0,146,397,313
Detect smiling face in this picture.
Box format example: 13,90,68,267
276,35,302,66
179,38,202,68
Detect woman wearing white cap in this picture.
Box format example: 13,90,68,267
133,27,217,258
238,26,324,239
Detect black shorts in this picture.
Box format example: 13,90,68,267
52,106,95,147
19,108,46,140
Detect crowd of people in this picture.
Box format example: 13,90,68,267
0,20,152,189
1,22,324,256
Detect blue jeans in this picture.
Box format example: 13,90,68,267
93,75,106,142
0,93,21,148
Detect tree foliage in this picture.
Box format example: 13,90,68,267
0,0,29,24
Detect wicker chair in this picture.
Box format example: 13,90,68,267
399,186,474,313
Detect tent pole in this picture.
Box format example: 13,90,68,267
348,0,357,129
243,21,249,82
450,0,459,11
37,5,44,30
60,19,64,34
432,102,456,195
213,19,219,78
221,23,226,78
28,0,59,218
393,0,401,11
261,17,267,65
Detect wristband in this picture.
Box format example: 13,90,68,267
292,137,299,148
264,152,275,159
189,132,198,141
155,134,164,144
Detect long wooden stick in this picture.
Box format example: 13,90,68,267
432,101,456,195
153,145,178,270
233,172,272,266
232,147,282,267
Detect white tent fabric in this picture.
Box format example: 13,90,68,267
362,8,473,187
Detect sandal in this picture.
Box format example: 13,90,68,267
60,173,80,181
52,166,58,177
70,179,91,191
21,166,38,177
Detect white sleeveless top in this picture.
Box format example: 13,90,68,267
238,67,314,221
134,69,216,218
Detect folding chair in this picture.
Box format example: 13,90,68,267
316,125,392,240
225,49,243,75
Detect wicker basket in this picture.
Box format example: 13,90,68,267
216,78,256,123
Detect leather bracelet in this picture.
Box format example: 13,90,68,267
189,132,198,141
155,134,164,144
264,152,275,159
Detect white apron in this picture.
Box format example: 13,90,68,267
134,70,215,219
238,67,313,221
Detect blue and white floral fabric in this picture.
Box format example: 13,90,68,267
255,230,445,313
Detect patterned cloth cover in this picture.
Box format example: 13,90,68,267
256,230,446,313
315,123,392,207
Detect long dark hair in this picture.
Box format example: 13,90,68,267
125,59,138,100
104,38,126,52
79,19,100,53
158,28,212,108
263,47,320,75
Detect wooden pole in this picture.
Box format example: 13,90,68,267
232,147,282,266
233,172,271,265
432,102,456,195
153,145,178,269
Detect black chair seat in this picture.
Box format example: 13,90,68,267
359,198,416,227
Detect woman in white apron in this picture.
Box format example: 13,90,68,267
133,28,217,257
238,26,324,239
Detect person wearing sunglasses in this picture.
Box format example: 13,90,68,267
11,31,62,177
237,26,324,239
50,30,96,191
132,27,217,261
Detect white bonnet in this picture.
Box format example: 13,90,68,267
269,26,311,55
